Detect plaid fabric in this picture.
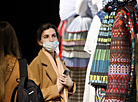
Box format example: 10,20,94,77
68,67,87,102
89,8,117,87
105,4,137,102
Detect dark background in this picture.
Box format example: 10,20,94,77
0,0,60,64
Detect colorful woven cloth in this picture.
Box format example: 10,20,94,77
83,10,107,102
89,8,117,87
105,4,137,102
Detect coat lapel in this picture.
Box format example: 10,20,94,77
38,50,57,84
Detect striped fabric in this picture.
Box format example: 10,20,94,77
63,31,88,41
62,40,86,46
89,8,117,87
105,4,137,102
83,10,107,102
57,16,76,58
62,57,89,68
62,50,90,58
63,45,85,51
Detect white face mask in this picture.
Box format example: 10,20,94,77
42,40,59,52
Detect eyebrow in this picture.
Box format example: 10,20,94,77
44,33,56,35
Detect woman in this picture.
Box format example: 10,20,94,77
29,23,76,102
0,21,35,102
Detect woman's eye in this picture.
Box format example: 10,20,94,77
43,35,48,38
52,34,57,37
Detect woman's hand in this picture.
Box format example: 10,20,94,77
59,74,73,91
57,78,64,92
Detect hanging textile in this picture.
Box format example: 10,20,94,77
83,9,107,102
105,3,138,102
59,0,98,101
64,10,92,102
89,7,118,87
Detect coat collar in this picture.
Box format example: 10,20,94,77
38,50,51,66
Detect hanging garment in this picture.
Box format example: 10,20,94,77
64,15,92,102
88,7,118,102
105,4,137,102
89,8,117,87
57,16,76,58
83,10,107,102
60,0,95,102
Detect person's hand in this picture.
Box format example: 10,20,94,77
57,78,64,92
59,74,73,91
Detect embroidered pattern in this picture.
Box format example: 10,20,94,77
5,55,17,84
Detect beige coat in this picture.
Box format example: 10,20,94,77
5,55,36,102
29,50,76,102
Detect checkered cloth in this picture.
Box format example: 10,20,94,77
68,67,87,102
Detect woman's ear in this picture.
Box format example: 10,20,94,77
38,40,43,46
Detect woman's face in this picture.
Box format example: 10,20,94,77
41,28,57,42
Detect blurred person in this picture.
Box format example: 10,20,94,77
0,21,36,102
